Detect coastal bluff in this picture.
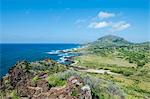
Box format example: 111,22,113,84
0,59,92,99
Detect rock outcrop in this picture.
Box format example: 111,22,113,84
0,59,125,99
0,59,92,99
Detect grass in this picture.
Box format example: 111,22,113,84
75,54,136,67
73,54,150,98
89,72,150,98
46,74,66,87
74,55,136,76
32,75,39,84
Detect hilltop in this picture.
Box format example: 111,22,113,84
90,35,132,48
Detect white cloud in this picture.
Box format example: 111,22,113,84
83,11,130,32
98,11,115,19
112,21,130,31
88,21,130,31
88,21,110,29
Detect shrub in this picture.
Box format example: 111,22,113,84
137,61,145,67
11,90,19,99
32,76,39,84
107,82,125,98
46,75,66,87
71,88,78,96
54,70,80,80
123,71,133,76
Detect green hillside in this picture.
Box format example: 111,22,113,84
87,35,150,67
73,35,150,98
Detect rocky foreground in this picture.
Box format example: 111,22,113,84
0,59,125,99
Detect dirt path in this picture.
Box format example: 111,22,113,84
70,65,120,75
78,68,120,75
70,60,121,75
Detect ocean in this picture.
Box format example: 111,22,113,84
0,44,79,78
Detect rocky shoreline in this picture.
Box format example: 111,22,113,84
46,46,84,65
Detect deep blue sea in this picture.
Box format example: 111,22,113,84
0,44,79,78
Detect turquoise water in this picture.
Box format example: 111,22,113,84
0,44,79,77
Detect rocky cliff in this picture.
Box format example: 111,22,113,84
0,59,93,99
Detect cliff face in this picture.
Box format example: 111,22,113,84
0,59,93,99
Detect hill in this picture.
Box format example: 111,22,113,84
90,35,132,48
87,35,150,67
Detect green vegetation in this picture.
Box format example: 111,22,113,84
10,90,20,99
32,75,39,84
46,74,66,87
30,59,67,74
74,55,136,76
50,70,125,99
73,35,150,98
71,88,78,96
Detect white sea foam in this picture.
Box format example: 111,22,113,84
46,50,61,54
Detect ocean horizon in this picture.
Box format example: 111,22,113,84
0,44,80,77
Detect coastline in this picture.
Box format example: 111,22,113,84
46,45,83,65
0,44,81,78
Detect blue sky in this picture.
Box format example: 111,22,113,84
1,0,149,43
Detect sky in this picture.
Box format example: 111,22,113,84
1,0,150,43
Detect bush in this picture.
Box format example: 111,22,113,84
137,61,145,67
54,70,80,80
32,76,39,84
46,75,66,87
107,82,125,98
71,88,78,96
123,71,133,76
109,67,134,76
11,90,19,99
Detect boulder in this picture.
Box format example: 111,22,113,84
81,85,92,99
36,79,49,92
